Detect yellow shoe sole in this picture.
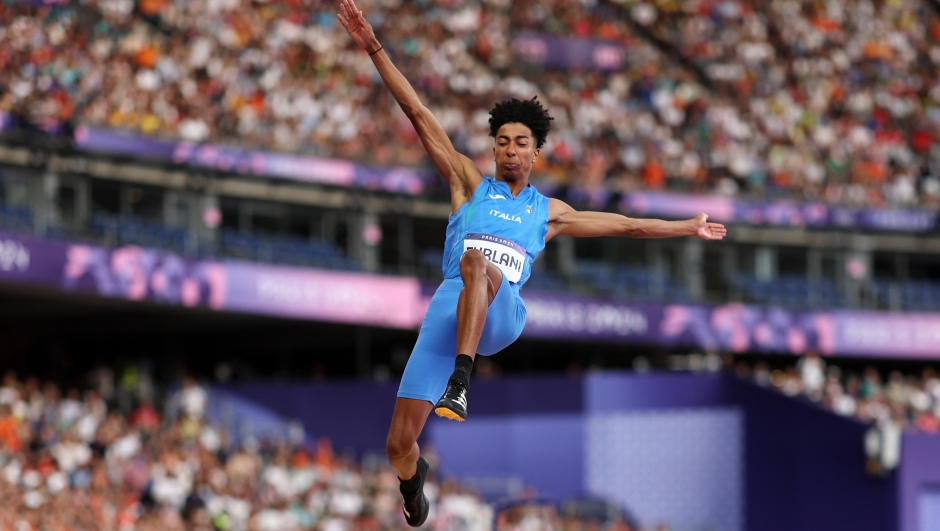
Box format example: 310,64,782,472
434,407,465,421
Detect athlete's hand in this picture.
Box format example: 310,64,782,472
693,213,727,241
337,0,379,53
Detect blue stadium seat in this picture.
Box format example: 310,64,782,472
0,205,33,233
218,229,358,271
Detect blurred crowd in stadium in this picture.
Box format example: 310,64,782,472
742,352,940,432
0,372,501,531
2,0,940,206
0,356,934,530
0,369,645,531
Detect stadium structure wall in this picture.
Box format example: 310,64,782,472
899,433,940,531
218,373,921,531
4,229,940,357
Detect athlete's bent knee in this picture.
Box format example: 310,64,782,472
385,433,415,461
460,250,488,282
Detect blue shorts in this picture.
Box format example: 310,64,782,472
398,275,527,403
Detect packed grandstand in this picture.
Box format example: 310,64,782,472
0,370,645,531
1,0,939,207
0,356,932,531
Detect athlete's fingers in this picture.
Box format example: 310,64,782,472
341,0,361,32
699,222,724,239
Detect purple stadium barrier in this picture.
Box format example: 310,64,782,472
215,373,929,531
2,230,940,356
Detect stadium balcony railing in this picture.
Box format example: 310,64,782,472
0,205,33,234
574,260,691,303
0,205,360,272
730,275,849,310
6,202,940,312
871,278,940,313
90,215,190,255
218,229,359,272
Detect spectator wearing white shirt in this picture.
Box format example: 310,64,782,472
150,450,195,509
178,378,207,421
797,351,826,402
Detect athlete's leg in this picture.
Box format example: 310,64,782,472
386,396,434,527
385,397,433,479
434,250,503,421
455,249,503,360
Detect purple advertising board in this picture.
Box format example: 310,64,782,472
223,261,421,329
511,32,627,71
72,126,433,195
522,291,663,344
0,231,421,329
527,296,940,358
620,191,937,233
2,230,939,357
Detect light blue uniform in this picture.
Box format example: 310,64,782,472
398,177,550,403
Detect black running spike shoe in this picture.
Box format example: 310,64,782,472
434,378,468,421
400,456,430,527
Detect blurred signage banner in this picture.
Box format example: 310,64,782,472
521,297,831,352
524,298,940,359
511,33,626,71
522,291,660,343
0,231,422,330
72,126,433,195
831,312,940,357
619,191,937,233
224,262,422,329
534,183,938,233
2,228,940,356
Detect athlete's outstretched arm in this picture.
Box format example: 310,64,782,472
337,0,482,210
545,198,727,242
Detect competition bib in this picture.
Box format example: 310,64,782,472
463,233,526,283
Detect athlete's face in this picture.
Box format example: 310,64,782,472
493,122,539,182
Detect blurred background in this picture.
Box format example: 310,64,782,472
0,0,939,529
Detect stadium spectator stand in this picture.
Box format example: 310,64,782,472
1,0,938,206
0,357,934,530
740,353,940,433
0,365,652,531
0,372,509,531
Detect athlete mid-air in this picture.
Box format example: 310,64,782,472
338,0,727,526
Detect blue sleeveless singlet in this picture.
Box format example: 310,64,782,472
397,177,550,403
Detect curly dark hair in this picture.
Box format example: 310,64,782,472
488,96,554,149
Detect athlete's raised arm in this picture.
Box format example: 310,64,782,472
545,198,727,242
338,0,482,212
